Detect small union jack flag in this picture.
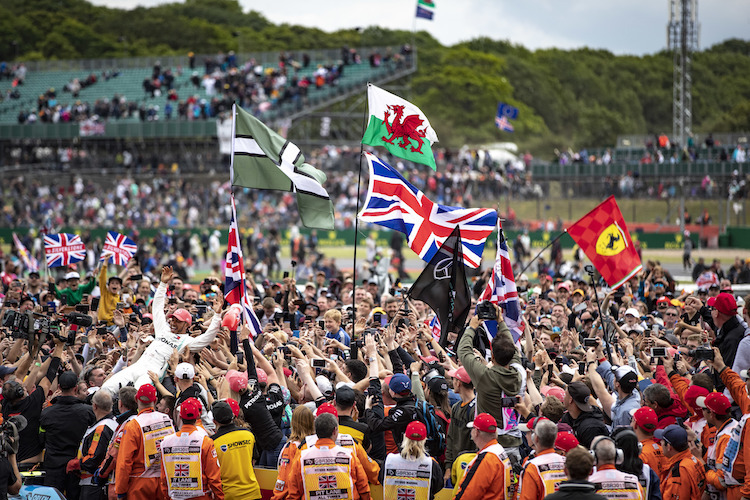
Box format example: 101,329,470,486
318,475,337,489
397,487,416,500
13,233,39,273
100,231,138,266
44,233,86,268
358,152,497,268
224,194,262,337
495,115,514,132
174,464,190,477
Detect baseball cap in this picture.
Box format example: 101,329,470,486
175,363,195,380
28,271,40,278
630,407,658,432
316,375,333,397
256,368,268,385
335,385,356,408
427,377,449,395
225,398,240,417
167,308,193,325
447,366,471,384
226,369,248,392
654,424,688,449
554,432,579,453
684,385,709,412
697,392,731,415
0,365,17,377
518,416,549,433
572,289,585,297
64,271,80,280
624,308,640,318
58,370,78,390
179,397,202,420
389,373,412,394
567,382,593,412
713,293,738,316
656,296,670,306
615,366,638,392
541,385,566,401
557,282,570,291
405,421,427,441
315,402,338,418
419,355,439,364
212,401,235,425
136,384,157,403
467,413,497,433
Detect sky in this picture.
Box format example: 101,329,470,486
89,0,749,55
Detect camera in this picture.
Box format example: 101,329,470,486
0,415,27,457
2,309,31,339
477,301,497,320
500,396,520,407
687,347,714,361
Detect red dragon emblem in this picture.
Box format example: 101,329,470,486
381,104,428,154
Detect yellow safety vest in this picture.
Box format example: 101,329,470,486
383,453,432,500
160,427,208,499
519,451,566,497
451,452,476,493
135,410,175,478
299,442,355,500
589,467,643,500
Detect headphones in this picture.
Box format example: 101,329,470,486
4,380,25,402
612,428,643,453
590,435,624,466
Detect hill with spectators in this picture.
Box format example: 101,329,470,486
0,0,749,156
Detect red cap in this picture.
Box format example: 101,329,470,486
656,296,670,305
707,296,717,307
315,402,338,418
136,384,157,403
713,293,738,316
541,385,566,401
518,416,548,433
256,368,268,385
630,407,658,432
557,282,570,291
405,421,427,441
179,397,202,420
283,367,293,378
698,392,731,416
419,355,439,364
226,369,248,393
467,413,497,433
684,385,709,412
168,308,193,325
447,366,471,384
555,432,579,453
225,398,240,417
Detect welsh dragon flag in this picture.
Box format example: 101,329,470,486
361,84,439,170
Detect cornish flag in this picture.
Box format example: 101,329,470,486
44,233,86,268
174,464,190,477
480,223,525,342
224,194,262,337
100,231,138,266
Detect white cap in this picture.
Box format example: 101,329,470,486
175,363,195,380
65,272,80,280
316,375,333,396
625,308,640,318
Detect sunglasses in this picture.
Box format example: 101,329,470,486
664,312,678,316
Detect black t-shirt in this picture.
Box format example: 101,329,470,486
2,386,45,462
265,383,285,429
0,455,16,500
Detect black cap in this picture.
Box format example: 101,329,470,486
28,272,40,278
335,385,356,408
58,371,79,390
108,276,123,284
212,401,235,425
427,376,449,394
567,381,593,412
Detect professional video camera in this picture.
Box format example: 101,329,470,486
687,347,715,361
0,415,27,457
1,309,90,344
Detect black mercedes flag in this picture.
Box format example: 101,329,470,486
408,226,471,347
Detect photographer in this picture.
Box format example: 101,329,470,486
458,302,523,460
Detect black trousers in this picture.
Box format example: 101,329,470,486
44,465,81,500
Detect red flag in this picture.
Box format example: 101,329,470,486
567,196,642,288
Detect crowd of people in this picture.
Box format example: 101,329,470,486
0,228,748,500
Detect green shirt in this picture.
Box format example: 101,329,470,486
50,278,97,306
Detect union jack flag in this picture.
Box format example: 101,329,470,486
174,464,190,477
318,475,337,489
100,231,138,266
358,152,497,268
495,115,514,132
44,233,86,268
428,315,441,341
224,194,262,337
480,223,525,342
13,233,39,273
397,487,416,500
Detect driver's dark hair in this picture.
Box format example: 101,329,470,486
492,335,516,366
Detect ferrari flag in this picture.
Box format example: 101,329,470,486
362,84,439,170
567,196,642,288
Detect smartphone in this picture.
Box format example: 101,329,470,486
130,274,143,282
318,319,325,330
500,396,520,407
644,328,652,338
75,304,90,313
305,315,313,323
312,359,326,368
236,351,245,365
650,347,668,358
583,338,599,348
283,271,289,279
373,312,382,325
90,297,99,310
116,302,126,311
574,302,587,313
81,294,90,303
578,362,586,375
47,301,57,314
651,324,659,336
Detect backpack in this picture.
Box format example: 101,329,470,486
415,400,446,459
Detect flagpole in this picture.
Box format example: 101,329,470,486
517,229,567,278
352,85,370,327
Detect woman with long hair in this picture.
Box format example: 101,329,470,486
613,427,662,500
381,421,444,500
271,405,315,500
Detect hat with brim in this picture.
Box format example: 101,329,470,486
567,381,593,412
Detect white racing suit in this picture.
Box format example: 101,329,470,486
102,282,221,394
